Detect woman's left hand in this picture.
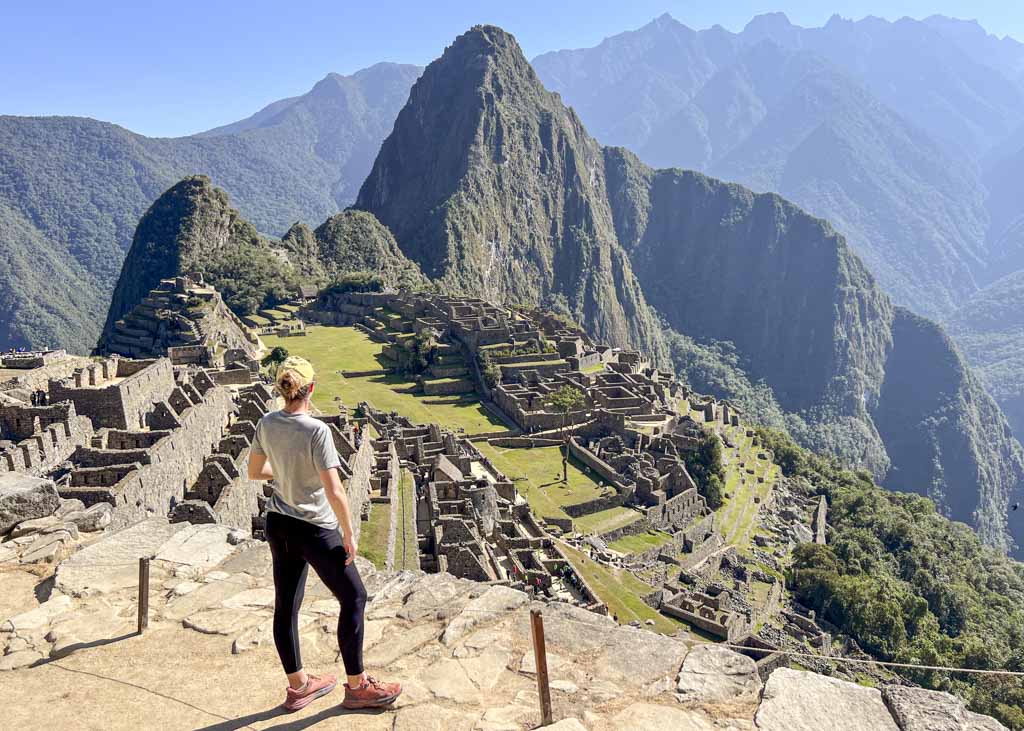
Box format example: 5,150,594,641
343,532,357,565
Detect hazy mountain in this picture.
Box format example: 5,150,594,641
0,63,421,352
533,14,1018,319
354,25,1024,553
948,271,1024,437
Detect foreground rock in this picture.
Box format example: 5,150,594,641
882,686,1009,731
0,474,60,534
0,526,1010,731
756,667,900,731
675,643,762,703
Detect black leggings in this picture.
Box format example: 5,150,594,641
265,511,367,677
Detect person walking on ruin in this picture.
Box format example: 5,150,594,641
248,356,401,713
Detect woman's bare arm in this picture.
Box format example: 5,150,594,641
247,452,274,481
320,467,357,564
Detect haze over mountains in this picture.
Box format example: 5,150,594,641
531,12,1024,437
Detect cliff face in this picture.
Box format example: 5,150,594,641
355,26,668,362
602,145,1024,551
876,309,1024,551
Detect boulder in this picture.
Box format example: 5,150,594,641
755,668,899,731
55,498,85,518
0,474,60,534
9,515,60,538
63,503,113,533
882,685,1008,731
675,644,762,703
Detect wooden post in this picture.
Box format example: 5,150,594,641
137,557,150,634
530,608,554,726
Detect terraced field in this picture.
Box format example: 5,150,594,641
263,326,506,434
475,443,641,535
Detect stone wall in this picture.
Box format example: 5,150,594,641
60,385,235,529
344,431,376,544
49,359,176,430
812,495,827,545
0,403,93,475
567,438,631,492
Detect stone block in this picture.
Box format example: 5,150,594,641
0,474,60,534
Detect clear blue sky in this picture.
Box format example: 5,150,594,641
2,0,1020,137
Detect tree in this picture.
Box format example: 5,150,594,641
547,385,586,482
261,346,289,371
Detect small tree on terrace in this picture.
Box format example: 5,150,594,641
261,346,289,372
547,385,586,483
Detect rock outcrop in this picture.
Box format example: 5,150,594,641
0,522,1009,730
0,474,60,535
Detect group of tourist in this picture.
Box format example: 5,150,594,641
29,390,48,406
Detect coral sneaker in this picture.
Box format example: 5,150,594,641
282,674,338,712
342,676,402,709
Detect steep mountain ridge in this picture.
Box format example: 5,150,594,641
605,148,1023,551
0,63,421,351
355,26,668,362
532,16,998,320
352,25,1023,552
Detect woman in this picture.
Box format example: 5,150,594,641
248,355,400,713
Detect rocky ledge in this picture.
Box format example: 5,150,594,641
0,520,1008,730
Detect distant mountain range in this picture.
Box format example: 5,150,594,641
100,24,1024,556
531,12,1024,437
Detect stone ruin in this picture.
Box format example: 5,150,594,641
96,274,263,367
359,404,604,613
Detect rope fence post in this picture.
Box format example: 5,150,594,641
530,608,553,726
137,557,150,634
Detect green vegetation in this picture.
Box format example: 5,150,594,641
264,326,505,434
683,427,726,510
547,385,587,481
607,530,675,555
557,542,682,634
757,427,1024,729
320,271,385,296
358,501,391,569
260,346,289,371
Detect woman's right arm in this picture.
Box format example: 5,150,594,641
320,467,357,564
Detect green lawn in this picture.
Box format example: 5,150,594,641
558,542,683,634
359,501,391,569
476,443,640,535
580,362,606,374
574,506,642,535
264,326,507,433
395,470,418,571
608,530,675,555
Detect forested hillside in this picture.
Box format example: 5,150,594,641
0,63,420,351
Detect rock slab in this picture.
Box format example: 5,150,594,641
676,644,762,703
882,685,1009,731
0,474,60,534
755,668,899,731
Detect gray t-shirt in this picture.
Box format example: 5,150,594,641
251,410,342,528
